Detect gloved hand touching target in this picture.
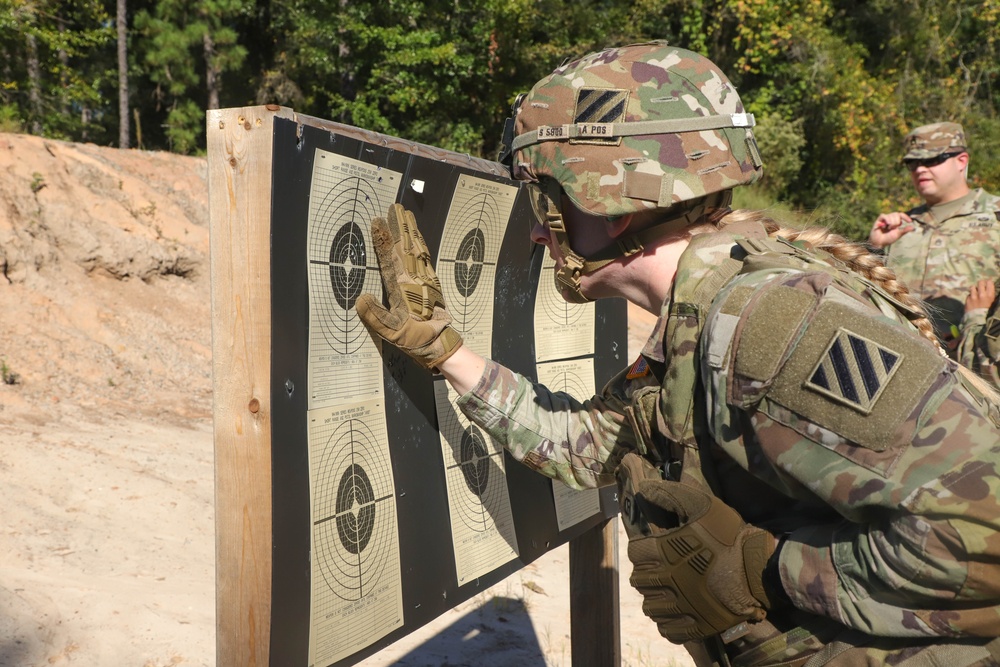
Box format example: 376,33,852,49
355,204,463,371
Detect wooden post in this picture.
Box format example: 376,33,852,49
208,104,293,667
570,517,621,667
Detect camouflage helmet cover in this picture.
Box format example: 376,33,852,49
512,41,764,218
903,122,967,160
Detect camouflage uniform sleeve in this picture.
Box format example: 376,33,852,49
957,308,1000,389
455,359,635,490
704,269,1000,638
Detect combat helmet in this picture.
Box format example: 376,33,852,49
500,41,764,302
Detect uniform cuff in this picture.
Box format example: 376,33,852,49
762,535,791,609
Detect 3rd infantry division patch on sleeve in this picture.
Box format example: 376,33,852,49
804,328,903,415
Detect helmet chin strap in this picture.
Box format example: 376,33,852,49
540,185,733,304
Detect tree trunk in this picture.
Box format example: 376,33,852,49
58,25,69,115
117,0,129,148
204,31,220,110
26,33,42,135
338,0,354,123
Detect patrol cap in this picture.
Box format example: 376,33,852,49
902,122,967,160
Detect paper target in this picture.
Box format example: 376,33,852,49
434,380,518,584
308,184,380,354
537,260,590,328
536,358,601,531
313,419,394,599
436,175,518,357
534,253,595,362
538,365,592,401
308,401,403,666
451,424,509,531
307,150,402,409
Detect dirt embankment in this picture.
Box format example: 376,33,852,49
0,134,216,667
0,133,212,426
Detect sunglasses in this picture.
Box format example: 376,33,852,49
903,152,962,171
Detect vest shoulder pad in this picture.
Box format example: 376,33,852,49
706,270,948,452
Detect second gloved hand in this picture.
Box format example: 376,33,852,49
617,453,777,644
355,204,463,371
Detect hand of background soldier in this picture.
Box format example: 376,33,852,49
966,279,997,313
617,453,778,644
868,211,915,249
355,204,463,371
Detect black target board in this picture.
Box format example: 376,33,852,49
268,115,627,667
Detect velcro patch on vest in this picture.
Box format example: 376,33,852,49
768,301,946,451
733,285,816,382
571,88,627,146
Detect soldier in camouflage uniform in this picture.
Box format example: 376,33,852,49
868,122,1000,353
356,43,1000,666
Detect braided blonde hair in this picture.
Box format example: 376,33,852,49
709,208,999,401
716,209,940,347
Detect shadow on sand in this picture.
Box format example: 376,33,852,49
370,595,551,667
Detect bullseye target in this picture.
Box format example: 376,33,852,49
445,422,511,535
437,178,514,343
439,205,497,334
328,222,368,311
454,228,486,298
312,416,396,602
308,175,387,355
533,252,595,362
459,425,490,495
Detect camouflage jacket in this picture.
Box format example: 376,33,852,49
457,223,1000,661
885,187,1000,346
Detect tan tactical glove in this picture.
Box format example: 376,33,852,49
616,453,777,644
355,204,463,371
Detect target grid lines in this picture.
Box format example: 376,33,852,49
307,400,403,666
307,150,402,409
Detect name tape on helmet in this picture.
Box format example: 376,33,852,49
537,123,616,139
512,113,756,152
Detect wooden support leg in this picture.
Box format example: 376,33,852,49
570,517,621,667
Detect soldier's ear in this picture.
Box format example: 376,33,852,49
606,214,634,239
955,151,970,179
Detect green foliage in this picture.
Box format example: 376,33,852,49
0,0,116,142
30,171,45,193
1,356,20,385
0,0,996,234
134,0,249,152
966,115,1000,193
0,105,24,133
752,114,805,197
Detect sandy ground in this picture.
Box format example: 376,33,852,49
0,132,693,667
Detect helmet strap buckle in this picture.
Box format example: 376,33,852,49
555,254,591,304
618,236,645,257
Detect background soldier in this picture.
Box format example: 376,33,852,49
959,278,1000,387
868,122,1000,353
357,43,1000,666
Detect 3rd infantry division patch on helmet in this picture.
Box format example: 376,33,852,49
510,41,764,218
903,121,967,160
